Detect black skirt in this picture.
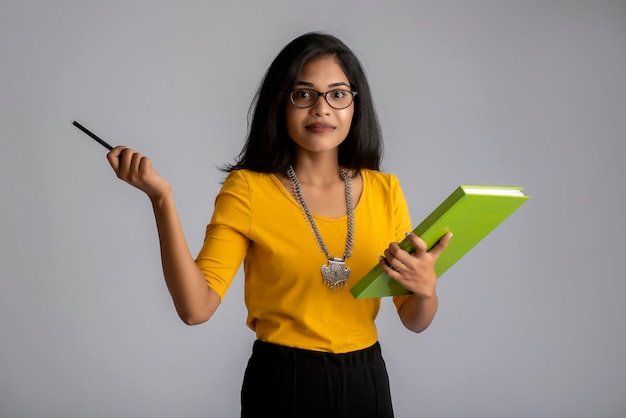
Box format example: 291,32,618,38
241,340,394,418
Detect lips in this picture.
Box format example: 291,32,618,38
305,123,336,133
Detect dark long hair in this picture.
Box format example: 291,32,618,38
223,32,383,173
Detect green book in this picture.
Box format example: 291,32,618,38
350,185,530,299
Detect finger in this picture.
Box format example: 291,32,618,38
117,147,136,178
405,232,428,255
106,146,127,170
130,150,143,177
379,255,403,275
386,242,418,270
118,148,143,181
381,247,408,271
383,248,396,265
428,232,453,259
138,154,153,175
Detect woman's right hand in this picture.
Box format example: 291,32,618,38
106,146,171,201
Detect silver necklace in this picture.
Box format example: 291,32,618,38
287,166,355,290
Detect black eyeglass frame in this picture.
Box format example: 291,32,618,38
289,88,358,110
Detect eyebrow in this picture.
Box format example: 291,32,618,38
296,81,351,89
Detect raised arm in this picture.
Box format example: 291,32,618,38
106,146,220,325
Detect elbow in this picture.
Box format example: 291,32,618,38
401,317,433,334
180,313,211,326
398,299,437,333
177,294,221,326
182,318,207,326
175,286,222,326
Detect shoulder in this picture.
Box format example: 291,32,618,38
360,169,408,209
360,169,402,190
222,169,275,190
220,170,285,207
214,170,278,219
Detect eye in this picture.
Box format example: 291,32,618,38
330,90,348,99
294,89,313,99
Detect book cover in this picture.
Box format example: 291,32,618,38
350,185,530,299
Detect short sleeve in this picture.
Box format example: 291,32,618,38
195,170,251,299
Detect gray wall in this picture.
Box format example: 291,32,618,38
1,1,625,417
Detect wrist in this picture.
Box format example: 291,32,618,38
149,185,174,208
412,287,437,301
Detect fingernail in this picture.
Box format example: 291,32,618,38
405,232,412,237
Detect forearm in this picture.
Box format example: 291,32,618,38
383,232,452,333
151,191,220,325
397,291,438,333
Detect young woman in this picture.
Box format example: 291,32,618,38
107,32,451,418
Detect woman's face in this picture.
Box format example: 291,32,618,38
285,56,355,157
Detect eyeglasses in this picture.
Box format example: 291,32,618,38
289,88,358,110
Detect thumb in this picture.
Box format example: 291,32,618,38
428,232,453,259
106,146,127,171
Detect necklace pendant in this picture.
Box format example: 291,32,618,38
321,258,351,290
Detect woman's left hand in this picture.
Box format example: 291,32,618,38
379,232,453,299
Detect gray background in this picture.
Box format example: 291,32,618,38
1,0,625,417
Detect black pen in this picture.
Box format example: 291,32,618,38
72,121,115,151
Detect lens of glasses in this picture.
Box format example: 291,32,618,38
290,89,357,109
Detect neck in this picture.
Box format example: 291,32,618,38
291,155,344,187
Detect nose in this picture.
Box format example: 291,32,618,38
310,94,332,115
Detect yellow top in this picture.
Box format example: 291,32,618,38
195,169,412,353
